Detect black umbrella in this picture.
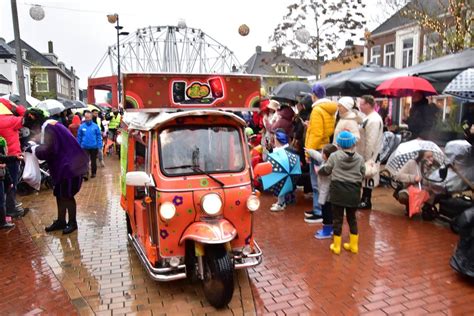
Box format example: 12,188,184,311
316,64,396,97
271,81,312,102
61,100,87,110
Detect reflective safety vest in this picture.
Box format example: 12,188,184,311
108,114,121,130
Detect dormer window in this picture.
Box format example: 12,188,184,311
274,63,289,74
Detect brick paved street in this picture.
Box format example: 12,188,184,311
0,157,473,315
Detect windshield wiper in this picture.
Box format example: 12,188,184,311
192,166,225,187
165,165,195,170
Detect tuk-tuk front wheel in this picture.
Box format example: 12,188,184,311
202,244,234,308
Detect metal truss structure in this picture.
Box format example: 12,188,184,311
91,25,242,77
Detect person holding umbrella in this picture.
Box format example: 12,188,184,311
406,91,440,140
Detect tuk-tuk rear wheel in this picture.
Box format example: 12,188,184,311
202,245,234,308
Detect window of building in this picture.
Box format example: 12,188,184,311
56,74,70,96
425,32,441,61
402,38,414,68
36,72,49,92
275,63,289,74
370,45,381,65
384,43,395,67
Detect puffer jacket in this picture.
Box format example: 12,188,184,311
305,99,338,150
272,106,295,136
0,115,23,155
333,111,361,145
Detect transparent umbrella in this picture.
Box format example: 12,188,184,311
386,139,445,175
443,68,474,101
35,99,66,116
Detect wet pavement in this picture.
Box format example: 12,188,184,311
0,157,473,315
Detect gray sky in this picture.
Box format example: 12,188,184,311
1,0,381,92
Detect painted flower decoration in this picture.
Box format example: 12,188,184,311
200,179,209,187
235,200,241,206
160,229,169,240
173,195,184,206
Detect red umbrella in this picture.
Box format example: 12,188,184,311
98,102,113,108
376,76,437,97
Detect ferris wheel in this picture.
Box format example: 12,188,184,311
91,24,242,77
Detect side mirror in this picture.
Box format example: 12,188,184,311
126,171,155,187
253,162,272,177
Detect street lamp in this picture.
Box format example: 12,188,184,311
107,13,129,105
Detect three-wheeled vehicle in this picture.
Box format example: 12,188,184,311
119,73,271,307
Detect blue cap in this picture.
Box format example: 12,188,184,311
336,131,357,149
311,83,326,99
275,131,289,145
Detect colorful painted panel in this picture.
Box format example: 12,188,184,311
123,73,261,109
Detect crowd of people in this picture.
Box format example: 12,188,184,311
0,98,121,233
245,84,388,255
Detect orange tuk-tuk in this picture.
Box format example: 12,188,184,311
119,73,271,307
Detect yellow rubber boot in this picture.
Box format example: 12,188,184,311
329,235,342,255
343,234,359,254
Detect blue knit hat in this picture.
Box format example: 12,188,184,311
275,130,289,145
311,83,326,99
336,130,357,149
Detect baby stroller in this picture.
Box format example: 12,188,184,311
450,207,474,279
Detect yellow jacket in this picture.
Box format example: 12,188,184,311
305,99,338,150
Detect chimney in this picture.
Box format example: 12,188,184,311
0,38,5,44
345,39,354,47
256,46,262,54
276,46,283,55
48,41,54,53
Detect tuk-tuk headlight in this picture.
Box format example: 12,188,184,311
246,195,260,212
201,193,222,216
160,202,176,220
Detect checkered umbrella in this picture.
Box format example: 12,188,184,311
261,149,301,197
443,68,474,101
386,139,446,176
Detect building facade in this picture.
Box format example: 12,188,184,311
8,40,79,101
0,37,31,96
364,0,450,69
243,46,318,96
320,41,364,79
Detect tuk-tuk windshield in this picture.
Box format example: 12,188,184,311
159,126,245,176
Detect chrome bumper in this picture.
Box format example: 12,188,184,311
129,234,262,281
233,240,263,269
128,234,186,282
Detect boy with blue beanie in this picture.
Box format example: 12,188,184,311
318,131,365,254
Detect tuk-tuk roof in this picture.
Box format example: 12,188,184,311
122,109,247,131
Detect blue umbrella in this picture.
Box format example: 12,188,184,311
261,149,301,197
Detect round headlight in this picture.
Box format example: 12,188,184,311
201,193,222,216
159,202,176,220
246,195,260,212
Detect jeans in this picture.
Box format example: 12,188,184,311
309,158,322,215
0,180,6,225
6,161,19,212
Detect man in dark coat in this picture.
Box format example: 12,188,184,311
406,92,440,140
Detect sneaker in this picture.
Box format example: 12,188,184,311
314,225,333,239
304,210,314,218
6,209,24,218
91,174,96,178
63,223,78,234
270,204,286,212
45,220,67,232
0,223,15,229
358,200,372,210
304,214,323,223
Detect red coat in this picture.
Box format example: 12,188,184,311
0,115,23,155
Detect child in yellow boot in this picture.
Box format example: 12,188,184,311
318,131,365,254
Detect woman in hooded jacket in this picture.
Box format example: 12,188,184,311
272,104,295,137
333,97,361,145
